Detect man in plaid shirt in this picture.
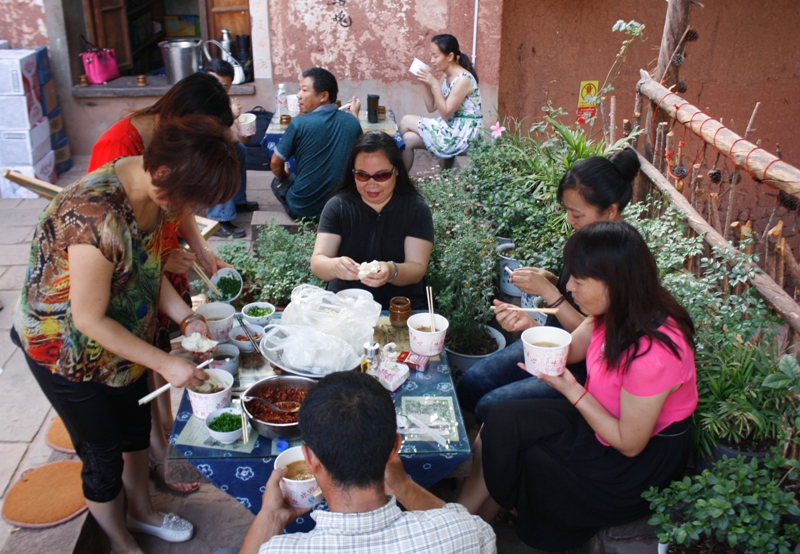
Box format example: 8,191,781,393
237,371,496,553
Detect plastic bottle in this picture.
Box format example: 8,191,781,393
276,83,288,117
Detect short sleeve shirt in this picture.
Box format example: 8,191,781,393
13,163,179,386
586,318,698,445
317,192,434,309
275,105,363,218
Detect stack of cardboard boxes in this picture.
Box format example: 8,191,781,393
0,45,71,199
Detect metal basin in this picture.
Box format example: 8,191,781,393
241,375,316,440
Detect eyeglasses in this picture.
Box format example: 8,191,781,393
352,168,395,182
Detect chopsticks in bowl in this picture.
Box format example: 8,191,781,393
180,245,223,298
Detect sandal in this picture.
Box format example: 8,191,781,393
149,455,200,494
494,508,517,528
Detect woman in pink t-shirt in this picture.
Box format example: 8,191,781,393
458,221,697,551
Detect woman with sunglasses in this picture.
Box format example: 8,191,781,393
311,131,434,309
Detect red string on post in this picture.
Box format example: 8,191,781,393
760,158,781,191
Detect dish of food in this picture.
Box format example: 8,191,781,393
192,374,228,394
245,385,308,424
285,459,313,481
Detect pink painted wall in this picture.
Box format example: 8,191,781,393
266,0,502,120
0,0,49,48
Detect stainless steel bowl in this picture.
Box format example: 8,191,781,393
241,375,316,439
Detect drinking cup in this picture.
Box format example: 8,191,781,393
407,313,449,356
274,446,323,509
520,327,571,377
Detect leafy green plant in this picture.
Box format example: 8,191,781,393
643,451,800,553
692,340,799,457
417,171,497,355
195,222,324,308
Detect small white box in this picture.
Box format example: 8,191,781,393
0,40,9,50
0,49,40,95
0,92,44,129
1,149,56,199
0,117,51,165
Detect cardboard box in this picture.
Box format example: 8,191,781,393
165,15,200,38
48,107,66,148
1,149,56,199
0,117,50,165
35,46,52,84
0,92,44,129
53,136,70,163
56,156,73,176
0,40,8,50
39,79,58,115
0,49,40,96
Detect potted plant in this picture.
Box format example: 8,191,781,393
643,450,800,553
417,171,504,377
692,340,800,464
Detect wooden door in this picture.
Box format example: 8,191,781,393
84,0,133,71
206,0,251,48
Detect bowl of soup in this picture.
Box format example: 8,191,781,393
241,375,315,439
186,368,234,420
274,445,323,508
195,302,236,342
208,344,240,376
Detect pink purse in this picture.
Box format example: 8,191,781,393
80,36,120,84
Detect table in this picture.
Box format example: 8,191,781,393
260,110,399,173
167,315,471,527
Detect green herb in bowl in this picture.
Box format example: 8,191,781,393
207,412,242,432
245,305,274,318
211,275,241,302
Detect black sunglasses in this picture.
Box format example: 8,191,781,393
352,168,395,183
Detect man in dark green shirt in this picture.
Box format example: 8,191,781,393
270,68,363,220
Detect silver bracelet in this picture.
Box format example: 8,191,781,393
387,261,399,283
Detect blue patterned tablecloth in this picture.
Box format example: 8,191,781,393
168,348,471,530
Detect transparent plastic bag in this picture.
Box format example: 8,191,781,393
281,284,381,354
262,325,359,375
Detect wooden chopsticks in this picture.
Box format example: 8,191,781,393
180,245,223,298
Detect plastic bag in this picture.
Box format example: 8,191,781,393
262,324,359,375
281,285,382,354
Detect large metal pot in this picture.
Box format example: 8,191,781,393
241,375,316,440
159,39,201,84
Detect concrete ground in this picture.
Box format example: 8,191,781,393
0,152,547,553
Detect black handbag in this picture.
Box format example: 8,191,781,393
244,106,273,170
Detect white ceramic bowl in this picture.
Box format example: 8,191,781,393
208,344,240,376
336,288,374,301
195,302,236,342
209,267,243,303
205,406,244,444
241,301,276,327
187,368,234,420
229,321,265,353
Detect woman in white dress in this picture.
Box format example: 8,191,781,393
399,34,482,171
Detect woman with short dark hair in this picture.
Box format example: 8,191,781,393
12,115,241,553
458,221,697,551
311,131,434,309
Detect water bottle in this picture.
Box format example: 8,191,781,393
276,83,288,117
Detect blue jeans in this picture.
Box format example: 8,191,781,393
207,142,248,222
456,339,586,424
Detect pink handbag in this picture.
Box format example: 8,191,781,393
80,36,120,84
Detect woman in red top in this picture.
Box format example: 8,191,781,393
89,73,234,492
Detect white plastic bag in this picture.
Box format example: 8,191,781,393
262,324,359,375
282,284,381,354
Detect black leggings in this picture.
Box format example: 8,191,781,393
11,328,151,503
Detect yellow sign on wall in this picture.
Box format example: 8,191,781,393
576,80,599,124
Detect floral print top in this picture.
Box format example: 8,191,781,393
417,71,483,158
13,163,179,386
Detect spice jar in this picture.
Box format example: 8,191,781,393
389,296,411,328
279,114,292,129
78,75,89,87
377,106,386,121
136,74,147,87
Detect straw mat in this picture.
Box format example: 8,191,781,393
45,416,75,454
2,461,87,528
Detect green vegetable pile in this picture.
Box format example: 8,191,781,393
245,305,274,317
207,412,242,433
212,275,241,301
